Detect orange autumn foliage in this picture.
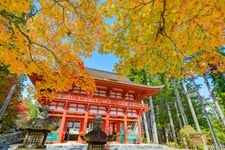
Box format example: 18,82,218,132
0,0,224,96
0,66,23,128
14,100,30,120
0,0,109,95
100,0,225,77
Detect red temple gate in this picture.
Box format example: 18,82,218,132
35,68,163,144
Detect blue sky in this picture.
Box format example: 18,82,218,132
82,50,118,72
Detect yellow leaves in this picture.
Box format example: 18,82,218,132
0,0,108,97
100,0,225,78
74,20,85,30
0,0,31,14
0,23,11,44
0,0,224,96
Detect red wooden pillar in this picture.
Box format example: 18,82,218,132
78,112,88,143
58,110,67,143
137,115,142,143
83,111,88,134
124,115,128,143
105,113,109,135
78,119,84,142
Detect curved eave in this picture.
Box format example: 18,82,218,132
91,76,164,89
92,76,164,101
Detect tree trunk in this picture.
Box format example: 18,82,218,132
193,79,221,150
172,79,189,125
149,96,159,144
183,80,208,150
141,101,151,143
165,128,169,144
147,111,153,141
166,103,177,143
203,75,225,127
182,80,201,132
174,101,183,129
0,84,17,118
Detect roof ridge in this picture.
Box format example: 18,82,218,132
86,67,123,76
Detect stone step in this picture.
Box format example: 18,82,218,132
109,144,169,150
46,143,172,150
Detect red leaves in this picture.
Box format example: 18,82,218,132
14,100,30,120
78,61,84,70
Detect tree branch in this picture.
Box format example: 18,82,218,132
156,0,166,39
14,23,43,71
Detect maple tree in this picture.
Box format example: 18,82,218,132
100,0,225,77
0,64,18,111
0,64,38,131
0,0,224,96
0,63,20,132
0,0,110,94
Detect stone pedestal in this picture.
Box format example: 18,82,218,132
88,142,106,150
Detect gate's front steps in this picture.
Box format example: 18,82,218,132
109,143,171,150
46,142,173,150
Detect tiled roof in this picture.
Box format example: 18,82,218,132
86,68,164,89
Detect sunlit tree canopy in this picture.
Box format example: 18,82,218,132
0,0,224,95
101,0,225,78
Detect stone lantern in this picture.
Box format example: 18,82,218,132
17,107,57,149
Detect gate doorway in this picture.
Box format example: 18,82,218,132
65,121,81,141
109,121,125,143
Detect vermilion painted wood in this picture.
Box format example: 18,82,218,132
34,71,162,143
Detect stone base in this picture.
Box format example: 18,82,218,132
46,143,171,150
47,142,88,150
109,143,169,150
8,144,45,150
17,145,46,150
16,148,45,150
